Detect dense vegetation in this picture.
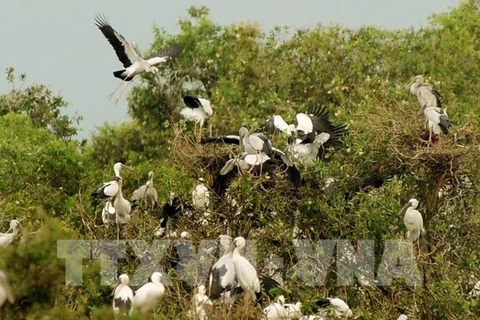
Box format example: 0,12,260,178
1,1,479,319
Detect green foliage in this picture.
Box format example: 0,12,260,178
1,68,82,140
1,1,480,319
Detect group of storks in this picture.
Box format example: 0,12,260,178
0,12,455,320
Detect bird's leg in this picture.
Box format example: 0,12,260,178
116,222,120,244
112,77,137,106
427,128,433,149
107,80,127,100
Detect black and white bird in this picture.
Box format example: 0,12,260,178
209,235,237,304
91,162,131,200
0,270,14,308
408,75,451,146
264,105,348,164
130,272,165,316
112,274,134,318
154,193,193,237
94,14,183,102
131,171,158,210
0,220,20,248
181,96,213,140
202,130,302,190
400,198,426,249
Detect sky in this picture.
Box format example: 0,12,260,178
0,0,460,140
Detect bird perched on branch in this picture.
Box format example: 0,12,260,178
408,75,451,147
264,104,348,165
94,13,183,103
400,198,426,250
181,96,213,141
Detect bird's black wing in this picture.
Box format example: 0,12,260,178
270,149,303,188
431,89,443,108
94,14,132,68
306,104,348,156
209,264,232,299
201,135,241,145
253,133,273,155
91,181,112,199
183,96,202,109
113,297,132,315
436,108,451,135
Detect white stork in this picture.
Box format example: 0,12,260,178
113,177,131,241
181,96,213,140
94,14,183,103
0,271,13,308
231,236,261,303
400,198,426,249
209,235,237,304
112,274,134,318
190,285,213,320
130,272,165,317
263,295,289,320
408,75,451,146
192,178,210,225
0,220,20,248
91,162,131,200
131,171,158,210
398,314,408,320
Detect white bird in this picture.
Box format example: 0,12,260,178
398,314,408,320
401,198,426,248
0,270,14,308
130,272,165,316
283,302,303,319
101,200,116,225
209,235,237,304
468,280,480,298
315,297,353,318
181,96,213,140
263,295,289,320
0,220,20,248
114,177,131,224
113,177,131,242
112,274,134,318
192,178,210,225
231,236,261,303
264,105,348,163
91,162,130,200
408,75,451,146
131,171,158,209
94,14,183,103
191,285,213,320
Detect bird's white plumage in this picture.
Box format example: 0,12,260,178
209,235,237,303
0,220,20,248
131,272,165,316
424,107,448,134
192,180,210,210
398,314,408,320
403,198,425,244
295,113,314,134
231,237,260,301
114,178,131,224
113,274,134,317
263,295,289,320
191,285,212,320
131,171,158,209
0,270,14,308
181,97,213,127
409,75,440,109
102,201,116,225
291,132,330,165
283,302,303,319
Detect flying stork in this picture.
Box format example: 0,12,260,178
94,13,184,104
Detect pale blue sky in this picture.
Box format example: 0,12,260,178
0,0,460,139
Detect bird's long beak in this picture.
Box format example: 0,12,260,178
405,81,414,89
417,104,427,115
399,203,410,214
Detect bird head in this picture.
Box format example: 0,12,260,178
9,220,20,232
218,234,232,251
148,171,154,179
277,295,285,305
409,198,419,208
239,127,249,138
151,272,163,283
118,274,129,285
233,236,246,250
197,285,206,295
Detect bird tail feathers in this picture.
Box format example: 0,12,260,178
113,70,134,81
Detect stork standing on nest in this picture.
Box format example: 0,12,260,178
180,96,213,141
94,13,183,104
408,75,451,147
131,171,158,210
113,177,131,242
